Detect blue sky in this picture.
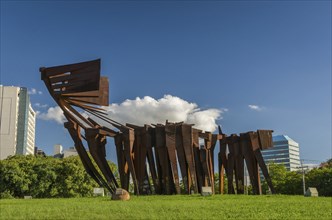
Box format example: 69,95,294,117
1,1,331,164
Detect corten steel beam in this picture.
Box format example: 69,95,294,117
131,126,146,195
127,124,152,195
86,128,118,191
87,117,118,138
151,128,166,195
40,59,101,94
257,130,273,150
206,133,221,194
199,146,209,187
247,131,262,195
240,132,260,195
256,130,275,194
193,147,203,193
192,129,203,193
140,126,152,195
154,125,166,194
210,134,220,179
66,77,109,106
114,125,140,194
175,124,190,194
227,134,244,194
64,121,113,193
226,135,235,194
202,132,213,190
250,131,275,194
226,134,238,194
181,124,198,193
199,132,215,192
218,150,224,194
114,134,130,191
227,133,246,194
128,124,160,194
218,126,228,194
155,125,175,194
234,138,244,194
145,125,160,194
165,123,181,194
253,150,275,193
122,128,140,194
240,133,257,194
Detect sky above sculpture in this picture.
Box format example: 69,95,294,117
0,1,331,164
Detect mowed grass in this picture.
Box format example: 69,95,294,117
1,195,331,220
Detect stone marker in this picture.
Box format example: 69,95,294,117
112,188,130,201
201,187,212,196
305,187,318,197
93,188,105,197
24,196,32,199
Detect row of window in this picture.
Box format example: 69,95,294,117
269,144,299,152
262,146,299,155
273,141,299,147
264,153,289,160
266,160,300,166
265,158,290,163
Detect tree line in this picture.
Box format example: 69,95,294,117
261,160,332,196
0,155,108,198
1,155,331,198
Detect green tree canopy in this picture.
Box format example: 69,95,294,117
0,155,117,198
262,161,332,196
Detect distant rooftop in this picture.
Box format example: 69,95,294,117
273,135,298,145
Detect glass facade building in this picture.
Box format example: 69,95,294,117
262,135,300,171
0,86,36,159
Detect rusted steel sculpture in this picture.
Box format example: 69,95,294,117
41,59,275,195
217,128,275,195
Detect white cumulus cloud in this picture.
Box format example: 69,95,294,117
102,95,223,132
28,88,43,95
37,95,225,132
37,106,66,124
248,104,263,111
34,103,48,108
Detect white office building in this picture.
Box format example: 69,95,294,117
0,86,36,160
261,135,301,171
63,147,78,158
53,144,63,157
53,144,78,158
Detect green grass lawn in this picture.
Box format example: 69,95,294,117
0,194,331,220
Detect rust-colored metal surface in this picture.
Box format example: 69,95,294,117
41,59,275,195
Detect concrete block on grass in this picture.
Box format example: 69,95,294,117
201,187,212,196
93,188,105,197
305,187,318,197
